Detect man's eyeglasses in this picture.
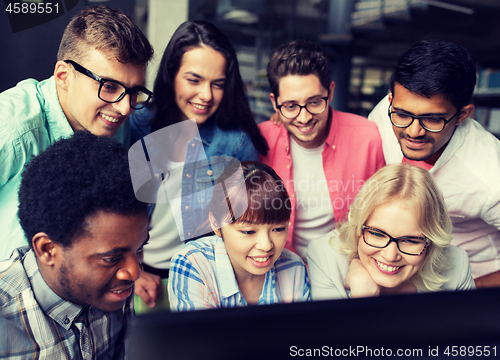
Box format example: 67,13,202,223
388,102,460,133
64,60,153,110
362,225,429,256
276,96,329,119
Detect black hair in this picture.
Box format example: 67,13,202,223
390,39,477,110
143,20,268,155
267,40,331,98
18,131,147,248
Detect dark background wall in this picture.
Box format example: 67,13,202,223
0,0,134,93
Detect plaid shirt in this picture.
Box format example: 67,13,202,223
0,247,132,360
168,235,310,311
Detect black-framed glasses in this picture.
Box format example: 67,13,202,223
362,225,429,256
388,102,460,133
276,96,329,119
64,60,153,110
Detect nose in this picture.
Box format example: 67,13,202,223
198,83,213,102
296,106,313,124
116,254,143,282
406,118,426,138
112,94,133,117
380,241,401,262
255,232,274,252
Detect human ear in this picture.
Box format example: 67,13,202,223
209,212,222,238
328,81,335,102
32,232,58,266
269,93,278,112
54,60,71,91
456,104,474,125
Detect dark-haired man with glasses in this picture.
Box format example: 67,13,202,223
259,40,385,260
0,5,153,260
368,39,500,288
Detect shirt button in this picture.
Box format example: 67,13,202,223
191,143,195,147
64,317,70,325
185,206,189,210
286,165,290,169
332,145,336,149
288,222,291,226
186,174,191,178
188,232,191,236
207,170,213,176
154,173,160,179
286,146,289,152
291,194,295,197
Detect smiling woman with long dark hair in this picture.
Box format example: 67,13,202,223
129,21,268,312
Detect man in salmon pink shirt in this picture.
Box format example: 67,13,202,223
259,40,385,260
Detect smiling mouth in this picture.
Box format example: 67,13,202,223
294,122,316,133
375,259,402,272
250,255,272,263
101,113,120,123
191,103,209,110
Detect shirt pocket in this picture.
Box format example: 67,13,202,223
194,159,226,206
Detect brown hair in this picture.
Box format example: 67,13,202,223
57,5,153,66
209,161,292,231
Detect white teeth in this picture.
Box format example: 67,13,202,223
376,260,401,272
101,114,119,123
298,124,314,131
251,256,270,263
192,103,208,110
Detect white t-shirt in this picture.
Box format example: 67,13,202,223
290,137,335,259
144,159,185,269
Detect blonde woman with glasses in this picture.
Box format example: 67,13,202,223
307,164,475,299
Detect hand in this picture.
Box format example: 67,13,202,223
134,271,162,308
270,111,281,126
344,259,380,298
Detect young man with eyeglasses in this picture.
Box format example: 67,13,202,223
368,39,500,287
259,40,385,260
0,5,153,260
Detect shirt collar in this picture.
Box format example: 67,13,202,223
324,106,337,148
42,76,74,141
198,117,216,147
213,236,241,300
430,117,470,171
24,248,84,330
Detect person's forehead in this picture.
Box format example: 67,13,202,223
277,74,327,100
392,83,452,112
73,211,149,254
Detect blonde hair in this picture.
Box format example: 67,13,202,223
334,164,452,291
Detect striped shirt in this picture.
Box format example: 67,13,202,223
0,247,131,360
168,235,310,311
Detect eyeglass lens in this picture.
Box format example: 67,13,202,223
390,112,445,132
99,81,150,110
363,227,427,255
280,98,327,118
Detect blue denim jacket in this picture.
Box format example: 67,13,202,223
129,108,259,240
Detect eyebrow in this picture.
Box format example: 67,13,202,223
184,71,226,82
95,234,150,257
281,94,327,103
391,105,448,117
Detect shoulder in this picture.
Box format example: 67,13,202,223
441,245,475,290
275,248,306,268
173,236,218,260
209,123,258,160
129,107,154,144
334,110,381,134
258,121,286,141
0,248,32,305
307,231,346,263
0,79,47,132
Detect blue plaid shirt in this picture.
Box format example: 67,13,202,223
0,247,132,359
168,235,310,311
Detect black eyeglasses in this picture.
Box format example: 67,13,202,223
388,102,460,133
362,225,429,256
276,96,329,119
64,60,153,110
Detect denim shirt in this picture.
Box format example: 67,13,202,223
129,108,259,241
